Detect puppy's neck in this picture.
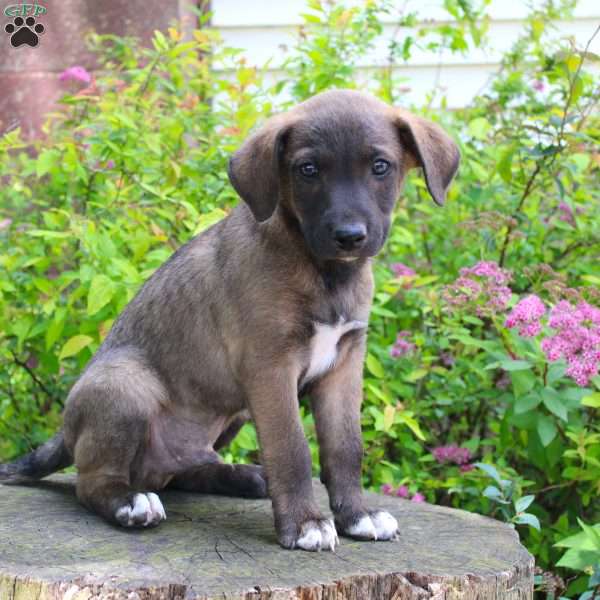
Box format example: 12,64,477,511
265,205,369,291
317,258,368,291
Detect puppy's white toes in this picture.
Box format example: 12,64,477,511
147,492,167,522
370,510,399,541
320,519,339,551
296,519,338,552
347,514,378,540
115,493,167,527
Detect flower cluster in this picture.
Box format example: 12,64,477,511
432,445,474,471
443,261,512,317
557,202,575,227
59,66,92,85
381,484,425,503
541,301,600,386
391,262,416,278
389,331,415,359
505,295,546,337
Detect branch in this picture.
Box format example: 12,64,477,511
10,351,59,413
498,24,600,267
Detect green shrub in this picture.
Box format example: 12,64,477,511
1,1,598,596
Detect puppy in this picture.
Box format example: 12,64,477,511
0,90,459,551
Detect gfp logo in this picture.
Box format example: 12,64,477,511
4,2,46,47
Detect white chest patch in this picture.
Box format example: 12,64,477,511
302,318,367,385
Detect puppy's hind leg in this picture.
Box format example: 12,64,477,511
169,461,268,499
65,355,168,528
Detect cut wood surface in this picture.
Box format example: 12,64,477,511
0,474,534,599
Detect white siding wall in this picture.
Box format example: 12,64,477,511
211,0,600,107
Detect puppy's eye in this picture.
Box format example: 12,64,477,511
299,162,319,178
372,159,390,176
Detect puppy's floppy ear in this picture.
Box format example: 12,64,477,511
227,114,294,223
395,109,460,206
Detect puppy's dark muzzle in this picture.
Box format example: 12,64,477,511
333,223,367,252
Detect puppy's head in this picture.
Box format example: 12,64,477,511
228,90,460,262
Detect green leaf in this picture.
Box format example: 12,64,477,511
403,368,428,382
383,405,395,431
468,117,491,140
475,462,502,485
541,388,568,421
45,307,67,350
497,145,516,183
514,512,540,531
483,485,509,503
537,415,558,447
577,518,600,551
499,360,532,371
87,275,115,316
366,354,385,379
59,334,93,360
397,412,426,441
514,495,535,513
510,370,537,397
556,548,598,571
36,149,58,177
515,392,542,414
581,392,600,408
556,524,600,549
234,423,258,451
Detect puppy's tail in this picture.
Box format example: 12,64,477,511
0,431,72,484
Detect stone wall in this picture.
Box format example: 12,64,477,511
0,0,199,137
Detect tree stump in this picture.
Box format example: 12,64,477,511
0,475,533,599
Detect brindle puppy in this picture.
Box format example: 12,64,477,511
0,90,459,551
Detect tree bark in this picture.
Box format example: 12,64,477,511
0,475,534,599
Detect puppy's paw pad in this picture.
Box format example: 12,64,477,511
370,510,399,541
115,492,166,527
296,519,338,552
346,514,378,540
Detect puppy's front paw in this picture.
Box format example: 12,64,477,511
279,517,339,551
296,518,338,551
342,510,399,541
115,492,166,528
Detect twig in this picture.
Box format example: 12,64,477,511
10,351,58,412
498,162,543,267
498,25,600,267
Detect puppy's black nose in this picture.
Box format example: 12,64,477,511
333,223,367,251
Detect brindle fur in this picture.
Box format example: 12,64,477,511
0,90,459,549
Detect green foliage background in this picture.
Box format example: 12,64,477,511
1,0,599,596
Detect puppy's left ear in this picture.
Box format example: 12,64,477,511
394,109,460,206
228,114,295,223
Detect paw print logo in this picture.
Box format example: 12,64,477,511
5,15,44,47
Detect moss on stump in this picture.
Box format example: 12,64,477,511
0,474,533,599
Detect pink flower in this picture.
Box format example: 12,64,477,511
443,261,512,317
541,300,600,386
411,492,425,503
59,66,92,85
0,218,12,230
432,445,472,465
381,483,394,495
440,351,454,367
105,159,116,169
532,80,545,92
460,464,475,473
505,295,546,338
390,331,416,358
392,263,416,278
557,202,575,226
396,485,409,498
